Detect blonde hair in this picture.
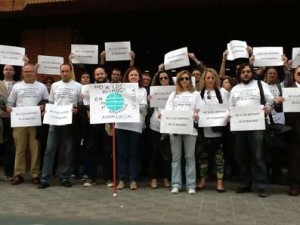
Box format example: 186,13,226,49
199,68,221,90
175,70,195,94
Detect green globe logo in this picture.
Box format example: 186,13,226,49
106,92,125,111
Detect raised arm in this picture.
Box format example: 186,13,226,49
219,50,228,78
129,51,135,67
99,50,106,66
188,52,206,73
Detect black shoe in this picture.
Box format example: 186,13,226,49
61,180,72,188
288,186,299,196
236,187,252,193
216,188,226,193
38,182,50,189
257,188,268,198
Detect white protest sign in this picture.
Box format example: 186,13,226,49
37,55,63,75
11,106,41,127
43,104,73,125
149,86,175,108
0,45,25,66
253,47,283,67
282,88,300,112
198,104,229,127
160,109,194,134
89,83,140,124
292,48,300,68
71,44,98,64
81,84,90,105
104,41,131,61
164,47,190,70
226,40,248,61
230,105,265,131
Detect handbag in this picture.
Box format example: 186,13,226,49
257,80,293,149
159,134,172,161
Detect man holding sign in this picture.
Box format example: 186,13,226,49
229,63,274,197
7,63,49,185
39,63,81,189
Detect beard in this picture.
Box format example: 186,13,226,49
240,76,253,84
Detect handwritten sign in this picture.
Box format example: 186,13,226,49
89,83,139,124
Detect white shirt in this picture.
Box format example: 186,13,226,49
8,80,49,107
165,90,200,136
115,87,148,133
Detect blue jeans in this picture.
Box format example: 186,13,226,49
116,129,141,182
235,130,267,190
41,125,74,184
170,134,197,189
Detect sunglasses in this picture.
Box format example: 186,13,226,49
207,91,211,100
159,76,168,81
179,77,190,81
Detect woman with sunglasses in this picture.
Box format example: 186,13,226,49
148,70,174,189
164,70,200,194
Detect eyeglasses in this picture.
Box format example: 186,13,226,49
296,72,300,76
207,91,211,100
159,76,168,81
179,77,190,81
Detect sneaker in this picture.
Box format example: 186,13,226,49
83,179,96,187
117,181,125,190
61,180,72,188
106,180,113,187
130,182,138,190
171,187,179,194
188,188,196,195
38,182,50,189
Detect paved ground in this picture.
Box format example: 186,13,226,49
0,178,299,225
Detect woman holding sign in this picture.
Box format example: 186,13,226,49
196,68,229,193
115,67,148,190
164,70,200,194
148,70,174,188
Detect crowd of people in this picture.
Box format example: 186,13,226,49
0,46,300,198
